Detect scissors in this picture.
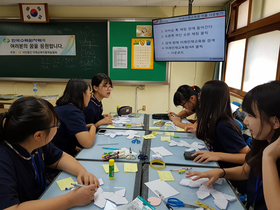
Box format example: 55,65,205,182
167,198,200,208
131,137,141,144
138,150,148,161
126,147,136,160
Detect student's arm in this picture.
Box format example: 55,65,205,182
262,137,280,210
75,124,96,148
186,163,250,187
177,109,194,118
169,115,197,130
192,146,250,164
5,186,97,210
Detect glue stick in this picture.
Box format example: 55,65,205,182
109,159,114,180
117,105,120,113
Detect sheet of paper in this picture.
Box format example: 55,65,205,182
107,125,116,128
115,189,126,197
107,193,123,203
102,163,119,174
157,171,175,181
142,134,156,139
150,146,173,156
165,132,174,136
56,177,75,191
176,128,185,132
104,200,117,210
124,163,138,173
99,178,104,186
149,127,160,130
161,136,170,141
94,188,107,208
144,179,179,199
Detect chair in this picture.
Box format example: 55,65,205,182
234,119,243,131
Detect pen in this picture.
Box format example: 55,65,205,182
102,147,120,150
65,187,75,190
71,183,85,187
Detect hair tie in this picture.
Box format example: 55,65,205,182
192,86,195,90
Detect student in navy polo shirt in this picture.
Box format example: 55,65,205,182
187,80,250,194
168,84,200,130
84,73,114,127
52,78,96,157
0,97,99,210
186,81,280,210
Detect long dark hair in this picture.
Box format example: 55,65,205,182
173,85,200,106
243,81,280,175
91,73,112,93
56,78,90,110
196,80,240,142
0,97,59,144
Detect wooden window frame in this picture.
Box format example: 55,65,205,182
224,0,280,99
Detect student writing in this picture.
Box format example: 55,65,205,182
0,97,99,210
186,81,280,210
52,78,96,156
168,85,200,130
84,73,114,127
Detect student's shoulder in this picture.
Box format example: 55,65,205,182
55,104,82,114
0,142,14,163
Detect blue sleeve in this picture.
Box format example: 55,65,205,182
84,105,97,124
215,121,247,153
43,142,63,166
64,109,88,136
0,150,19,209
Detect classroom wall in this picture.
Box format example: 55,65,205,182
0,5,220,114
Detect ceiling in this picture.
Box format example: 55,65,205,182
0,0,229,7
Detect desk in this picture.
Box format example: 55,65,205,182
76,129,147,162
142,164,245,210
0,96,57,108
148,114,190,132
99,114,148,130
148,132,219,168
40,161,141,209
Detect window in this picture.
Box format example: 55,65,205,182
224,0,280,98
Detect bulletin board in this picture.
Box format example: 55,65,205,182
109,21,169,85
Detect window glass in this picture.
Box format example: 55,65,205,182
251,0,280,23
237,1,249,29
225,39,246,89
243,31,280,92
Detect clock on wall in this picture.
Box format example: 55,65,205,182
19,3,49,23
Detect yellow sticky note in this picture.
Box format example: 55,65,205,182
149,127,160,130
165,132,175,136
165,122,171,126
157,171,175,181
161,136,171,141
102,163,119,174
124,163,138,173
107,125,116,128
56,177,75,191
176,128,185,132
142,134,156,139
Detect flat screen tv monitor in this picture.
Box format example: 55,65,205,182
152,10,226,62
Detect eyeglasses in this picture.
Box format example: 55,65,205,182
181,101,188,108
42,122,61,130
99,85,113,90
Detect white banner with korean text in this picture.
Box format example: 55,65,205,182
0,35,76,56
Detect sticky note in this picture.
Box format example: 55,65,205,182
176,128,185,132
165,132,174,136
149,127,160,130
161,136,171,141
142,134,156,139
56,177,75,191
124,163,138,173
102,163,119,174
165,122,171,126
107,125,116,128
157,171,175,181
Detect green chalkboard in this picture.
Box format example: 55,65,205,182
109,21,168,84
0,21,107,81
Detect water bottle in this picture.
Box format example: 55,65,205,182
33,83,38,97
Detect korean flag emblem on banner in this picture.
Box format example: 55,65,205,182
19,3,49,23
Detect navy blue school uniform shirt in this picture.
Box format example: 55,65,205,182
0,141,62,209
52,104,88,156
83,96,104,124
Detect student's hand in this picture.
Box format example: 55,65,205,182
69,184,97,206
77,171,100,188
86,123,94,129
169,115,181,125
99,117,113,125
186,168,223,187
104,114,115,120
185,126,196,135
192,151,220,163
263,136,280,161
168,112,178,118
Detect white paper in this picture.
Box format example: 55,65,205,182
104,200,117,210
113,47,127,69
210,189,226,199
150,146,173,156
223,193,237,201
214,198,228,209
99,178,104,186
179,178,192,186
107,193,123,203
116,196,129,205
144,179,179,199
94,188,107,208
196,190,210,199
103,192,115,199
115,189,126,197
